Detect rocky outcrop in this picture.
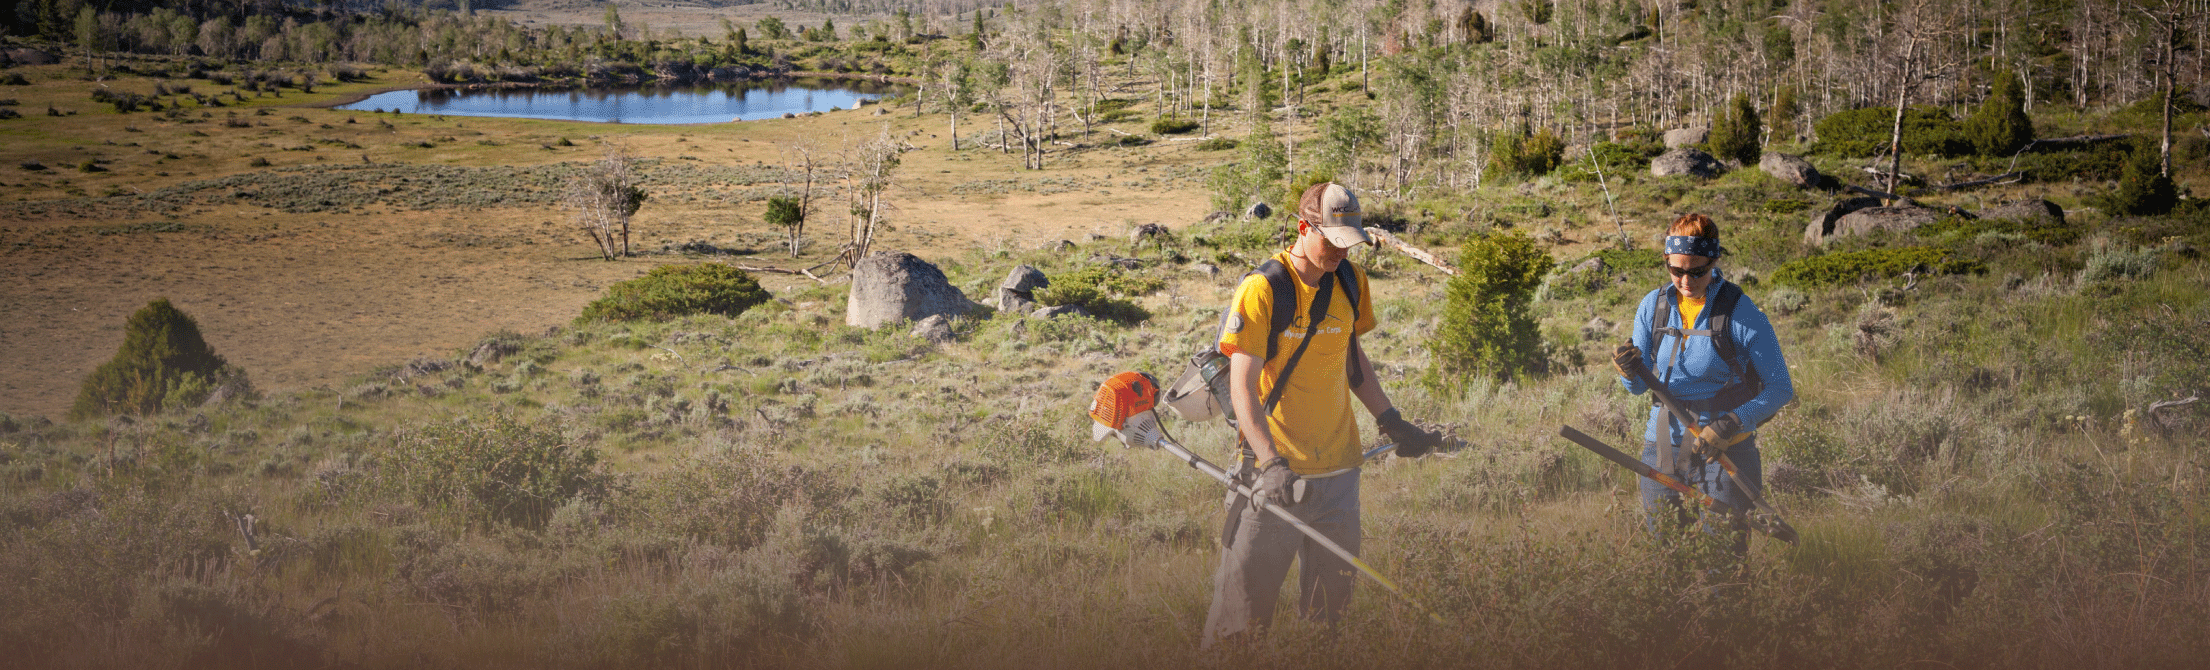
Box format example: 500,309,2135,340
1032,305,1091,319
996,265,1049,313
1804,197,1885,245
846,251,978,328
1829,206,1942,240
1759,153,1823,188
1976,199,2065,224
1663,127,1709,149
1651,148,1726,178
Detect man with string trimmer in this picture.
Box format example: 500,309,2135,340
1186,183,1446,646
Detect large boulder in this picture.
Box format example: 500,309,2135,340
1663,127,1709,149
1033,305,1091,319
1828,206,1942,241
1804,197,1885,245
1245,202,1273,220
847,251,978,328
1651,148,1726,178
1976,199,2065,224
996,265,1048,313
1759,153,1823,188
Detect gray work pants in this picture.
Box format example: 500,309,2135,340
1201,469,1360,647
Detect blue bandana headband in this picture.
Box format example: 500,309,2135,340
1665,235,1724,258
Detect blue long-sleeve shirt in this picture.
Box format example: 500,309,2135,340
1618,272,1795,445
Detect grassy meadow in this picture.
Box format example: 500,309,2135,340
2,37,2209,670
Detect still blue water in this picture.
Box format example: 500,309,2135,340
335,79,905,124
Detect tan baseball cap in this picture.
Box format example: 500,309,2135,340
1299,182,1372,248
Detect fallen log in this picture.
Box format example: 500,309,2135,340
2024,133,2129,150
1861,166,1925,185
1364,228,1460,276
1937,172,2024,191
1841,184,1925,208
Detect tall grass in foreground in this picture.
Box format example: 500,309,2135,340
0,213,2206,668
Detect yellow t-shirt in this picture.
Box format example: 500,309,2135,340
1217,250,1378,474
1679,292,1706,330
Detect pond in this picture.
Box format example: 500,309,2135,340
334,78,908,124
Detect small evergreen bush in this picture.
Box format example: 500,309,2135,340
1488,128,1567,179
577,263,772,323
1769,246,1984,288
1031,265,1159,324
71,298,250,420
1707,93,1762,165
1961,71,2034,157
1149,117,1199,135
2100,143,2178,216
1427,231,1554,390
1812,107,1969,158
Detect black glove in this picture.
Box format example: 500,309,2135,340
1613,343,1648,380
1252,457,1299,509
1377,407,1442,458
1697,413,1744,458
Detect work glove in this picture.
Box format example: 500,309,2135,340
1613,343,1649,380
1695,413,1745,458
1252,457,1299,510
1377,407,1442,458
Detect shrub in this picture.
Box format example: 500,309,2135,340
1149,117,1199,134
1812,106,1969,158
386,413,610,528
578,263,772,323
1707,93,1762,165
1193,137,1238,151
1557,141,1651,182
1031,264,1158,324
2100,143,2178,216
1488,127,1567,178
71,298,249,420
1769,246,1984,288
1206,118,1286,213
1428,231,1553,390
1961,71,2034,157
2077,240,2163,284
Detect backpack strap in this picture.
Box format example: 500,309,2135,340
1260,270,1335,415
1645,281,1761,414
1337,262,1366,390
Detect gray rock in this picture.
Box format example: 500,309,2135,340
1663,127,1709,149
1829,206,1942,240
1651,148,1725,178
1001,264,1049,293
911,314,955,343
1976,199,2065,224
1246,202,1273,220
1804,197,1885,245
1759,152,1823,188
2,49,58,66
846,251,979,328
995,265,1047,312
1052,240,1076,253
1129,222,1170,245
1086,254,1143,270
1569,257,1607,275
1032,305,1092,319
1582,317,1614,338
1193,263,1222,278
466,340,518,369
1202,211,1236,225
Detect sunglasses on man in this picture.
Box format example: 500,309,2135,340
1666,260,1715,279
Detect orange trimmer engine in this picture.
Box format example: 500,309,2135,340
1089,371,1164,448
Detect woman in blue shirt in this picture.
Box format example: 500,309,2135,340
1613,213,1795,555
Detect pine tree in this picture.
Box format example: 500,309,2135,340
2105,142,2178,216
1769,86,1800,144
71,298,245,419
1707,93,1762,165
1963,70,2035,157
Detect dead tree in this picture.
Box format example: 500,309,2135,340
566,145,647,260
847,127,908,266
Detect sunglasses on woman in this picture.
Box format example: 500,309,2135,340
1666,260,1714,279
